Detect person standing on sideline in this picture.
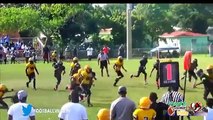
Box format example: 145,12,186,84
58,89,88,120
149,92,169,120
110,86,136,120
73,46,77,58
23,48,31,63
204,98,213,120
130,55,148,85
8,90,36,120
118,44,125,58
102,45,110,56
160,85,183,120
43,45,50,63
25,58,39,90
86,45,93,61
97,50,110,77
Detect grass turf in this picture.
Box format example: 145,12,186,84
0,54,212,120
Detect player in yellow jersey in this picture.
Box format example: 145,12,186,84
70,57,81,76
80,65,94,107
66,68,83,91
51,50,57,63
133,97,156,120
97,108,110,120
0,84,14,109
113,56,127,87
25,58,39,90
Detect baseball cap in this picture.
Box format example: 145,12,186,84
17,90,28,100
118,86,127,93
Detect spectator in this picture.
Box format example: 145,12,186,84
160,85,183,120
149,92,169,120
43,45,50,63
102,45,110,56
8,90,35,120
118,44,125,58
23,48,31,63
73,47,77,58
58,89,88,120
110,86,136,120
133,97,156,120
97,108,110,120
86,45,93,61
204,98,213,120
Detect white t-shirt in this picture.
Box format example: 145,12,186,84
204,107,213,120
86,47,93,56
58,102,88,120
8,102,35,120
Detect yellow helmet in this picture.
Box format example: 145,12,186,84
97,108,110,120
139,97,152,109
207,65,213,70
28,57,33,62
0,84,7,92
84,65,91,71
73,57,78,62
118,56,123,60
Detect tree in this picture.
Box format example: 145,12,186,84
0,7,40,34
133,4,173,47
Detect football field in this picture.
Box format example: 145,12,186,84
0,54,212,120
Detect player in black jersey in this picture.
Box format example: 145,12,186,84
130,55,148,85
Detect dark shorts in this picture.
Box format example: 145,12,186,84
71,81,80,90
116,70,124,77
100,60,108,69
81,84,91,95
43,53,48,59
54,74,61,84
188,70,197,80
28,72,35,80
138,66,146,74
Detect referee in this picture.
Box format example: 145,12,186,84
97,50,110,77
160,85,183,120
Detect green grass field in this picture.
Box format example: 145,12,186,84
0,54,212,120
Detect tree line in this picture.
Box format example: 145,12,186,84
0,3,212,49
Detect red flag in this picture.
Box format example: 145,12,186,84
183,51,192,71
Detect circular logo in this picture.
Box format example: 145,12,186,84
190,102,202,113
167,106,175,116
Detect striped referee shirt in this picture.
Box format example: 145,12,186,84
160,91,183,105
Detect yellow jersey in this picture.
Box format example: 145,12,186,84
72,73,81,84
133,108,156,120
81,70,90,85
26,63,36,75
97,108,110,120
114,60,123,71
0,84,8,98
